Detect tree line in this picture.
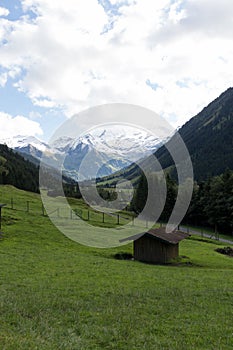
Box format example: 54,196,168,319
187,169,233,234
132,169,233,236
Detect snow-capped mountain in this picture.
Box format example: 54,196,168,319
0,126,167,180
1,135,48,152
68,126,163,161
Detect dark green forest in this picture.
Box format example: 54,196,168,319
186,169,233,234
132,169,233,236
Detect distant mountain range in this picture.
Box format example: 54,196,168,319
1,87,233,188
0,126,164,180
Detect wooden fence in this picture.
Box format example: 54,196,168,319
2,198,226,239
5,197,143,227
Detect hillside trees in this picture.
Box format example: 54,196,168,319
186,169,233,234
204,170,233,233
159,173,177,222
131,172,148,214
0,156,9,183
131,172,177,221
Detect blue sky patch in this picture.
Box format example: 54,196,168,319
146,79,160,91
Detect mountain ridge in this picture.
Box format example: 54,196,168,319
156,87,233,180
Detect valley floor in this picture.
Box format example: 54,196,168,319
0,186,233,350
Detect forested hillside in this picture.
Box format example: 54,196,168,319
0,144,39,192
156,87,233,180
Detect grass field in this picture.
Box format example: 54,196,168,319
0,185,233,349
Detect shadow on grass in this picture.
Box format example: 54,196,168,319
215,246,233,257
112,252,202,267
114,252,134,260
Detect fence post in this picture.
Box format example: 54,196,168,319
26,201,30,213
70,209,73,220
87,210,90,221
11,198,14,210
102,212,105,223
132,216,134,226
117,214,120,225
0,204,6,231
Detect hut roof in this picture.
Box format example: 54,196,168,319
120,227,190,245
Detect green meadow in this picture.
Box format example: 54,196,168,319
0,185,233,350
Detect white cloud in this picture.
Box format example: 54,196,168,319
31,97,58,108
0,72,7,87
0,112,43,139
0,7,9,17
0,0,233,129
180,0,233,38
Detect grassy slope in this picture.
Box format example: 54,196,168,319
0,186,233,350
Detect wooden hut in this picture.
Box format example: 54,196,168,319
120,228,190,264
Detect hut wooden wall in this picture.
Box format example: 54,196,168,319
134,236,179,263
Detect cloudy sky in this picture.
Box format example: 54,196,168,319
0,0,233,141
